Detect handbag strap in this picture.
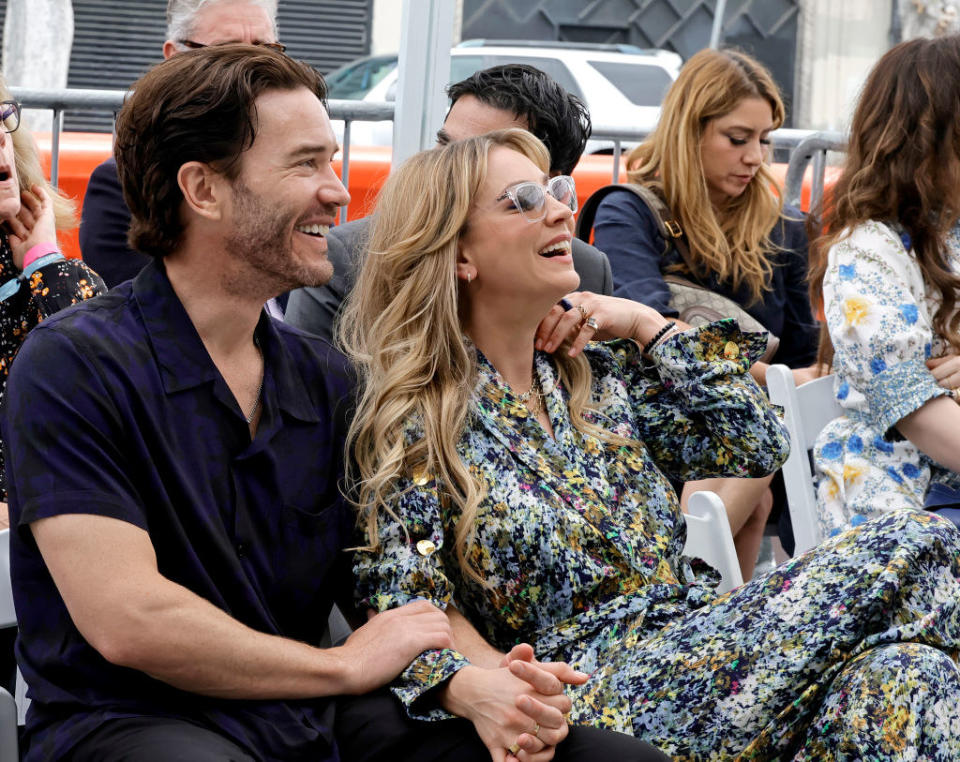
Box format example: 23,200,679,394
575,182,702,282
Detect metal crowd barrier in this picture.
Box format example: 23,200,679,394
782,130,847,213
12,86,844,221
12,87,394,225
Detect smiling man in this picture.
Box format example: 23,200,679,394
285,63,615,342
1,46,460,762
80,0,284,287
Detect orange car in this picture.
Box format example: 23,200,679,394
37,132,839,261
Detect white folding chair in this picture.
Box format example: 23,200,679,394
682,490,743,593
766,365,843,555
0,528,17,758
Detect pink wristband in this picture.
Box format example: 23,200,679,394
21,242,59,270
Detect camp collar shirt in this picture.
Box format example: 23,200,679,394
3,259,354,762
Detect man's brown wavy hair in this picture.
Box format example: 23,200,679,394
810,35,960,366
114,44,326,258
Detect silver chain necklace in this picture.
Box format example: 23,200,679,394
245,342,264,424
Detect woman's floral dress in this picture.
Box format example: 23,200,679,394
813,220,960,536
354,321,960,761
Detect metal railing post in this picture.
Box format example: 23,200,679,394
50,109,64,186
340,119,352,226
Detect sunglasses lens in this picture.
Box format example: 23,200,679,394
514,184,546,220
550,177,577,212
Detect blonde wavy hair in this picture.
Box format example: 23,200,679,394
626,48,785,303
1,76,76,231
341,129,621,583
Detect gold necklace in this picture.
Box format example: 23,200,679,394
516,377,542,417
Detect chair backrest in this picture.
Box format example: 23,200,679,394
682,490,744,593
0,530,15,629
766,364,843,555
0,529,17,756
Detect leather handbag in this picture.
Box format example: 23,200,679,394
576,183,780,363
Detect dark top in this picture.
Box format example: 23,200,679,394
285,217,615,343
0,232,105,498
78,156,151,288
2,260,354,762
593,189,819,369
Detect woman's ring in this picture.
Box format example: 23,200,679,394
559,298,573,311
952,387,960,403
508,743,522,755
576,304,589,323
585,317,599,331
532,722,541,738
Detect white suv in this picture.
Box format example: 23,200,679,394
326,40,681,153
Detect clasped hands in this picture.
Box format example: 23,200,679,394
441,643,588,762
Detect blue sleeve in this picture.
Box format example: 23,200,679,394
771,210,820,368
79,157,151,289
591,190,675,315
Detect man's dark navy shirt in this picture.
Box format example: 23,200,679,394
2,260,354,761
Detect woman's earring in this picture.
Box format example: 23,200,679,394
467,272,473,284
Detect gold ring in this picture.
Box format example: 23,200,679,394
576,304,588,323
952,387,960,403
508,743,522,755
532,722,541,738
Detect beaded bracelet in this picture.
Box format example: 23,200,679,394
642,321,677,354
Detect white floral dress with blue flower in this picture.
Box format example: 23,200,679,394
813,220,960,537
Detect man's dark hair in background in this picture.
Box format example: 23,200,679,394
442,64,591,176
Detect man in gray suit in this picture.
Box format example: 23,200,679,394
285,64,613,341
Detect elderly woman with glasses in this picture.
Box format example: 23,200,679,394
342,128,960,761
0,79,105,524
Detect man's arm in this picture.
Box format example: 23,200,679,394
33,512,453,699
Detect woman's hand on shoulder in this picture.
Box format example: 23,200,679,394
5,185,57,270
535,292,672,358
927,354,960,392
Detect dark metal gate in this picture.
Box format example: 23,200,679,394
1,0,374,132
462,0,800,125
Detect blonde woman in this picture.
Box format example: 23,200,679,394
590,48,821,570
344,128,960,761
0,78,104,518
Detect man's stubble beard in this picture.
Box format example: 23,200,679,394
221,178,333,298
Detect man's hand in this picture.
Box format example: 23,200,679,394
5,185,58,270
334,600,453,695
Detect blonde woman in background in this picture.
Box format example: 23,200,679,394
343,128,960,761
589,48,822,572
0,78,105,525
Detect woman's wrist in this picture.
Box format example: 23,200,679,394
641,320,678,354
21,241,60,271
438,665,481,719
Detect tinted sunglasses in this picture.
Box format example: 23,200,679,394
497,175,577,222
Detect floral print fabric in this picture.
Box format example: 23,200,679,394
813,220,960,536
354,320,960,759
